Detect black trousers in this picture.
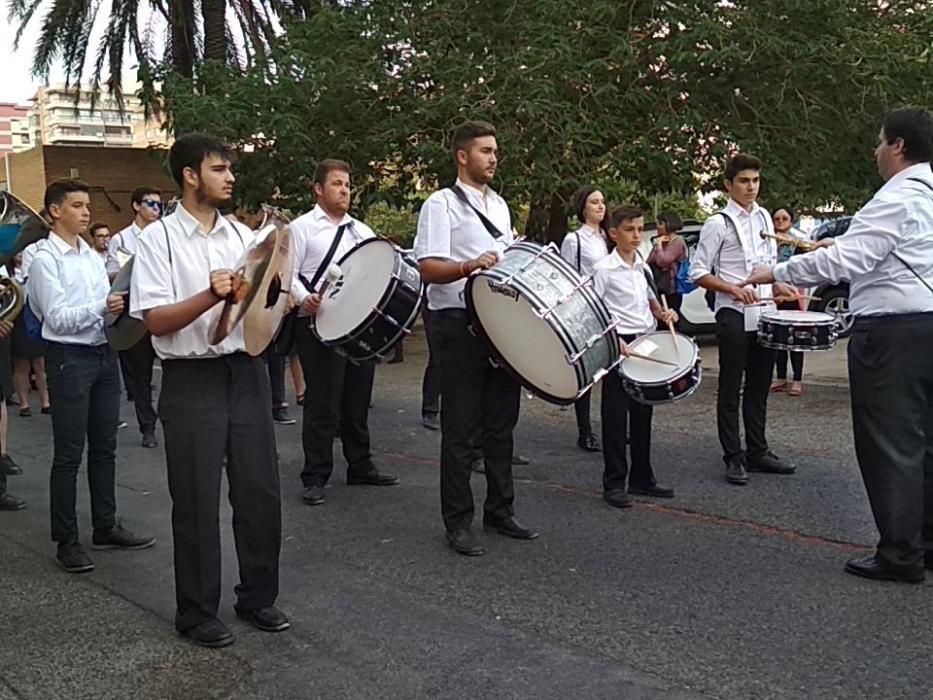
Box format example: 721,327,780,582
435,310,520,532
716,308,775,462
160,354,281,632
774,350,804,382
601,334,655,491
45,342,120,544
119,335,158,435
421,308,441,418
295,322,376,487
848,314,933,569
574,391,593,437
265,345,286,409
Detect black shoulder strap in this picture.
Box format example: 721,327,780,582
159,221,177,296
886,178,933,296
301,223,349,293
637,251,659,299
449,184,503,239
575,231,582,272
908,177,933,195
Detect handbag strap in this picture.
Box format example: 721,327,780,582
449,184,503,239
301,223,349,293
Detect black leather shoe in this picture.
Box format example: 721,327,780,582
0,454,21,476
183,619,235,648
422,413,440,431
577,434,600,452
235,605,290,632
628,483,675,499
724,457,748,485
347,470,399,486
57,542,94,573
747,451,795,474
925,552,933,571
470,458,485,473
446,528,484,556
0,493,26,511
141,432,158,448
483,516,539,540
92,524,156,550
844,555,924,584
302,485,325,506
603,489,633,509
511,454,530,466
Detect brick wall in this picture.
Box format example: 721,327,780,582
0,147,47,213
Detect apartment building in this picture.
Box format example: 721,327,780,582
0,103,33,157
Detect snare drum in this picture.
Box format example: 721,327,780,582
465,241,620,405
312,238,423,362
757,310,837,351
619,331,702,405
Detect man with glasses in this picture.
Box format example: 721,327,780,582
108,186,162,448
88,223,111,260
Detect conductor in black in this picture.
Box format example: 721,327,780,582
414,120,538,556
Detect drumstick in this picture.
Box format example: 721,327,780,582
624,351,679,367
660,294,678,357
756,294,821,302
318,263,343,297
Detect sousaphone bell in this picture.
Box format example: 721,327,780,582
211,220,295,356
0,191,51,265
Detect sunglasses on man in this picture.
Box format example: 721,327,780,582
142,199,163,209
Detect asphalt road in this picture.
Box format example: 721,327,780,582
1,331,931,700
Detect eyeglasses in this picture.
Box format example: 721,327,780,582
142,199,163,209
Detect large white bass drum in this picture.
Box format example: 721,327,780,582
465,241,621,405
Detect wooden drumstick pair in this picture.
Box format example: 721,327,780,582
660,294,679,358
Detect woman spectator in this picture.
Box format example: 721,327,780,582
770,206,809,397
560,185,608,452
646,211,689,315
7,253,50,417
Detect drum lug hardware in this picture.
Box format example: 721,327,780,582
501,246,553,286
567,320,622,364
536,274,595,320
373,307,403,330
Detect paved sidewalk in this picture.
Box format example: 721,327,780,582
697,336,849,387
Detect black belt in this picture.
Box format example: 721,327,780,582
430,308,470,320
854,312,933,328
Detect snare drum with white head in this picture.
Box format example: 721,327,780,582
619,331,702,405
312,238,423,362
466,241,620,405
757,310,837,351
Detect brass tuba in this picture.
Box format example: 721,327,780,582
0,277,25,323
0,191,51,265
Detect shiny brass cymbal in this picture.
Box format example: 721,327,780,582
211,223,295,356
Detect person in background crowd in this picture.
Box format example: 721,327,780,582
646,211,689,315
88,222,111,260
7,252,50,417
560,185,608,452
0,317,25,511
27,178,155,573
769,206,810,397
109,188,162,448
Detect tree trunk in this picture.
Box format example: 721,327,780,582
202,0,228,63
546,192,568,245
170,0,196,77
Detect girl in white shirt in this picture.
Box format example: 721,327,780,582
559,186,608,452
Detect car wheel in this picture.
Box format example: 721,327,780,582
818,288,853,339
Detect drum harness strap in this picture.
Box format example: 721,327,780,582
302,223,350,294
449,184,503,240
895,178,933,296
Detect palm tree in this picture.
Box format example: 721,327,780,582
7,0,323,102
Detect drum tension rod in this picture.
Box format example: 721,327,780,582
535,275,595,321
567,318,623,364
499,246,554,287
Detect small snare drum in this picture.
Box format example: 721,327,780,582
619,331,702,405
757,310,837,351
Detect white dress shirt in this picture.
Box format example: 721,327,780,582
20,241,40,280
26,233,110,346
690,199,777,328
414,179,513,310
592,249,656,336
775,162,933,317
560,225,608,275
106,222,142,276
289,205,376,311
130,204,253,359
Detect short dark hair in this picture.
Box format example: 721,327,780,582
168,133,233,189
131,186,162,206
312,159,351,187
451,120,497,158
572,185,605,227
608,206,644,229
88,222,110,236
657,211,683,233
44,179,90,212
772,206,795,221
724,153,762,182
882,107,933,163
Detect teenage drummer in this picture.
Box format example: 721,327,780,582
415,120,538,557
593,206,678,508
290,158,398,508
